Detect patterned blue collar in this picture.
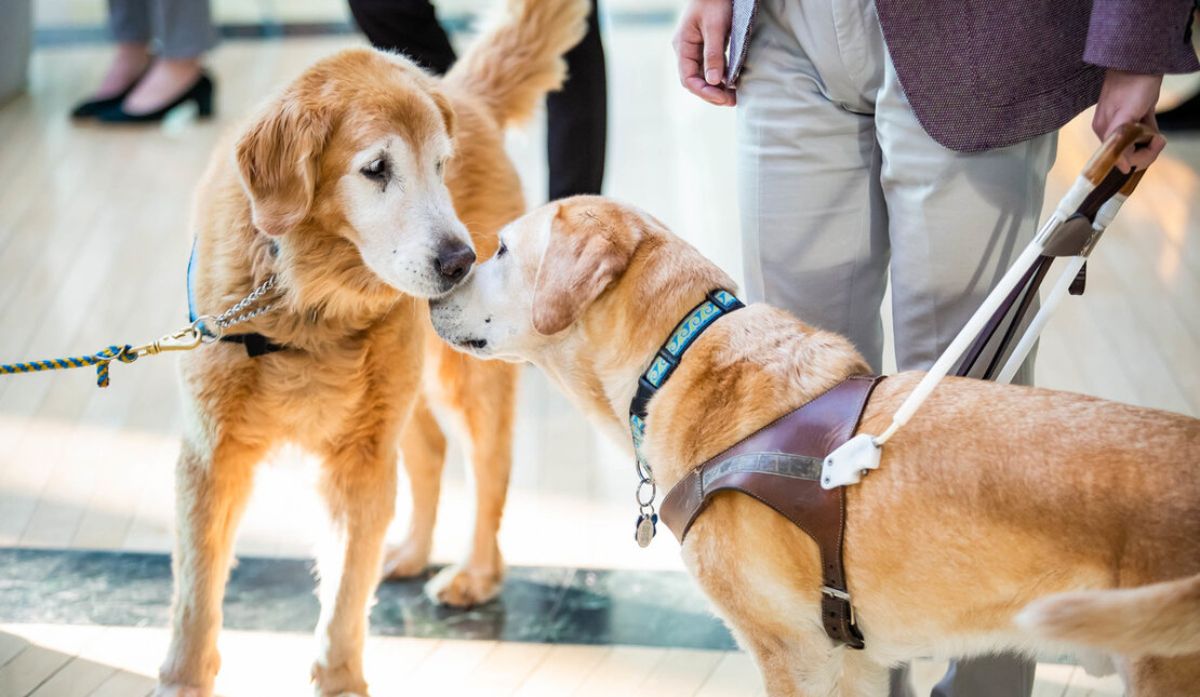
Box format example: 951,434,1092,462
626,289,743,547
628,289,744,461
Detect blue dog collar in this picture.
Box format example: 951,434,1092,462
627,289,743,546
628,289,744,458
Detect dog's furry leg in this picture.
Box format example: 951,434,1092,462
840,651,891,697
737,626,844,697
157,437,264,696
1125,652,1200,697
311,442,397,697
684,504,846,696
424,359,518,607
382,397,446,579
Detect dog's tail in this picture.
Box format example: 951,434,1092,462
446,0,590,127
1015,573,1200,657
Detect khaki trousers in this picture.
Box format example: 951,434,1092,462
737,0,1055,383
736,0,1054,694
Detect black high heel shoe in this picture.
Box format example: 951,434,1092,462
70,75,144,119
97,73,215,123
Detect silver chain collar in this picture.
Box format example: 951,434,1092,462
193,274,279,342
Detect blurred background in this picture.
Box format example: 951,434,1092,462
0,1,1196,695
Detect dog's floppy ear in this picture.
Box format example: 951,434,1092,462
235,92,333,237
429,88,456,139
532,202,641,336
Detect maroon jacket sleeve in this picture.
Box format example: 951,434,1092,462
1084,0,1199,74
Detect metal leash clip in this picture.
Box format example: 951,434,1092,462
129,316,222,358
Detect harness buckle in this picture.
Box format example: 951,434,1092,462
822,585,859,632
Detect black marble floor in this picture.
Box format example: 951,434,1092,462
0,548,737,650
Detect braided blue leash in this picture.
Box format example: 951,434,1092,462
1,266,279,390
0,344,139,388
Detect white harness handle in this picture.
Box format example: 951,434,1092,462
820,123,1153,489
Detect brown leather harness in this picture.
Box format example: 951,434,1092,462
659,375,884,649
627,290,881,648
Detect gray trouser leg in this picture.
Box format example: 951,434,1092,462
152,0,217,59
108,0,152,44
874,26,1052,697
931,655,1038,697
736,0,890,372
873,39,1057,387
890,664,916,697
738,0,1051,696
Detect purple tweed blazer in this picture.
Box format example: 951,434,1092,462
727,0,1200,151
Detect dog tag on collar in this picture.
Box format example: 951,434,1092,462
635,513,658,548
821,434,881,489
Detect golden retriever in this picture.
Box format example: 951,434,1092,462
428,196,1200,697
162,2,588,694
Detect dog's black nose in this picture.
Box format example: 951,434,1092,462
434,242,475,283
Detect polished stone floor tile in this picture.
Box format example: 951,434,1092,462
545,568,737,650
0,548,736,649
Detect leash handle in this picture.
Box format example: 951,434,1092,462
1083,122,1156,187
878,122,1158,446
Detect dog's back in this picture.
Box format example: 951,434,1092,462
855,373,1200,662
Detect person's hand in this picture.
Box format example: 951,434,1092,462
672,0,737,107
1093,69,1167,173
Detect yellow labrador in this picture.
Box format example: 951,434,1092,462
428,196,1200,697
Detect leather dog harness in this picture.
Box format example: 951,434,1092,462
629,291,882,648
659,375,883,649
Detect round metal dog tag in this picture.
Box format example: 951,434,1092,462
635,515,655,548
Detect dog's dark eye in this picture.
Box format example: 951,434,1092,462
435,159,446,177
496,241,507,258
361,158,388,181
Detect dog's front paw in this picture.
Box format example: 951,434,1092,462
153,683,211,697
311,661,369,697
381,539,430,579
425,564,504,607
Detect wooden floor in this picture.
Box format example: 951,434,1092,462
0,624,1124,697
0,18,1197,697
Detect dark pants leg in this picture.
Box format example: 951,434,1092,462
546,0,607,199
932,655,1037,697
347,0,608,201
347,0,456,75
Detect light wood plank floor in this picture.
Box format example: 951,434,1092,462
1,22,1197,697
0,624,1126,697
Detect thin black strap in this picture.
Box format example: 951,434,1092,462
220,333,286,357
